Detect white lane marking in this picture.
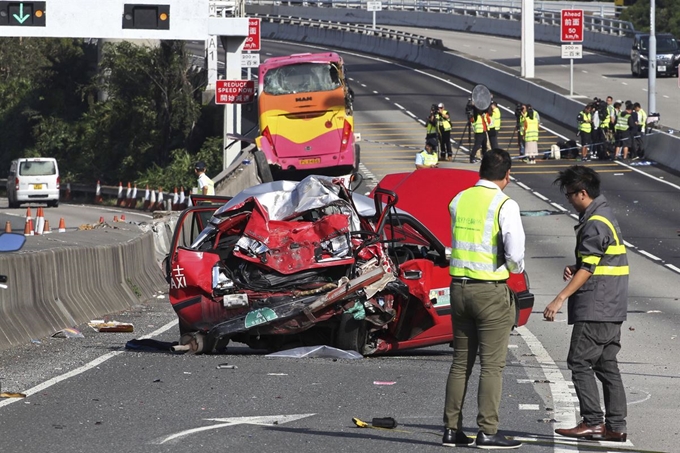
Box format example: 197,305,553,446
360,83,367,87
569,213,578,220
638,250,661,261
665,263,680,274
550,202,568,212
601,75,608,79
405,110,416,118
663,95,670,99
515,182,530,190
517,326,577,453
155,414,315,445
508,344,518,348
394,103,405,110
384,97,390,101
622,82,628,85
581,70,588,74
533,192,549,201
373,90,379,94
519,404,540,410
0,319,178,409
517,379,535,384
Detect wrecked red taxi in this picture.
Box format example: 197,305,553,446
166,170,534,355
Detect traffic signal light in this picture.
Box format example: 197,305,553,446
0,1,46,26
122,4,169,30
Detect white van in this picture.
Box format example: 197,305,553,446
6,158,60,208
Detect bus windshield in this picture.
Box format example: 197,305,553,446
263,63,342,95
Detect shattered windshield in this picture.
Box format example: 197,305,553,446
263,63,342,95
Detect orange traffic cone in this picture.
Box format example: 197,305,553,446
95,180,103,204
99,216,105,224
43,219,52,234
149,189,157,212
34,207,45,235
120,214,126,221
4,221,11,233
157,187,164,211
25,218,34,236
142,185,150,211
64,182,72,201
113,215,119,222
130,184,138,209
125,182,132,208
58,218,66,233
25,206,32,222
116,182,124,207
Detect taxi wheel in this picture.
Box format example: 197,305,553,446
335,313,367,353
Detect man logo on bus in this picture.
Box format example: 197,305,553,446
296,96,312,102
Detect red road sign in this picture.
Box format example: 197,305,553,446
216,80,255,104
244,18,261,51
561,9,584,42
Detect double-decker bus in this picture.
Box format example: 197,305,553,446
255,52,359,180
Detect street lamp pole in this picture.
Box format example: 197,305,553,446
648,0,656,114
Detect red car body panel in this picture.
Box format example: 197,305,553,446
166,171,534,355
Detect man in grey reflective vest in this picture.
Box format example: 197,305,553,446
545,165,629,443
442,149,525,449
415,138,439,169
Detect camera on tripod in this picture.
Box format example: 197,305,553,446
514,103,524,120
465,99,475,121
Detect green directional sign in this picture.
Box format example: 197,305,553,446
0,1,46,27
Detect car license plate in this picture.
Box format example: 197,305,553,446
658,65,666,72
299,158,321,165
244,307,278,329
34,184,43,190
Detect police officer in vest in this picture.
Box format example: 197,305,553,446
426,104,440,156
546,165,629,443
415,138,439,169
437,103,453,161
577,104,593,161
487,101,501,150
442,149,525,449
614,104,632,160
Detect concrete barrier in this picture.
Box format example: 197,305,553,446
248,5,633,56
258,18,680,171
0,226,167,351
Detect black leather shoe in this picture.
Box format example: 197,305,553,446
555,421,605,439
442,428,473,447
475,431,522,449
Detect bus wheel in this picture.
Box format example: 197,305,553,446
253,150,274,183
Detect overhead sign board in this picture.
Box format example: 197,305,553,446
561,9,584,42
216,80,255,104
367,1,382,12
561,44,583,59
0,0,248,39
243,17,260,51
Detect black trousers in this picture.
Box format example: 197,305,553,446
471,133,487,161
439,129,452,158
487,129,499,150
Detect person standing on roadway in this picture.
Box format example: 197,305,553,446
470,107,491,163
426,104,440,157
544,165,629,443
487,101,501,150
415,138,439,169
194,161,215,195
577,104,593,161
437,103,453,161
442,148,525,449
523,105,539,164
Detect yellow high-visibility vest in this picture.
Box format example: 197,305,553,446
578,111,592,133
449,186,510,281
524,115,539,142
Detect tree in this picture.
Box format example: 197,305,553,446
620,0,680,36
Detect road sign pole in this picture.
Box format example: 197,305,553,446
570,41,574,96
372,11,376,30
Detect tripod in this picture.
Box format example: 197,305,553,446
453,119,473,162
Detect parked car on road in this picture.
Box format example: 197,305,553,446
165,170,534,355
6,157,60,208
630,32,680,77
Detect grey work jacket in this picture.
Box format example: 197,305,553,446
568,195,629,324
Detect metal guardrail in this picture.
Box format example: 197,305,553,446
249,0,636,36
263,14,445,47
